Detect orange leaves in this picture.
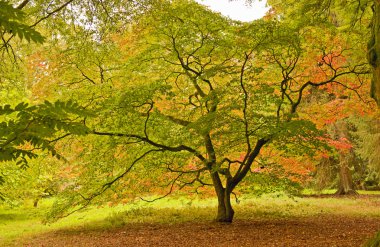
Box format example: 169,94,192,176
318,135,353,153
256,148,314,183
328,138,353,152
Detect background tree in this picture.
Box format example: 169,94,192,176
349,113,380,189
260,0,379,106
258,0,379,194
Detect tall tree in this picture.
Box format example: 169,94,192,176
47,0,368,223
369,1,380,105
331,120,357,195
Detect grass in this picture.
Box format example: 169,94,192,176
302,189,380,195
0,199,125,246
365,231,380,247
1,192,380,246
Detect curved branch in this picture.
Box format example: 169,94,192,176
231,138,268,190
291,65,370,113
92,130,206,162
240,50,253,154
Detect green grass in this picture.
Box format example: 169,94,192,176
1,193,380,246
365,231,380,247
0,199,126,246
302,189,380,195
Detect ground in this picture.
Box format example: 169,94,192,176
2,194,380,247
18,216,380,247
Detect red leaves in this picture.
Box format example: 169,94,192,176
318,136,353,152
328,137,353,152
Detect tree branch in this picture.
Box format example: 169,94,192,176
231,138,268,189
92,130,206,162
16,0,30,9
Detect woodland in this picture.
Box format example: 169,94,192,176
1,0,380,246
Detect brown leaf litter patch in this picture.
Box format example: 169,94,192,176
19,216,380,247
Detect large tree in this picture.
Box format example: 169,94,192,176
1,0,372,222
45,0,369,223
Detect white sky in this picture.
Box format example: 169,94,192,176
194,0,269,22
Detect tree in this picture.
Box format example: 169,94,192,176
1,0,372,222
262,0,379,106
331,120,357,195
45,0,369,223
348,113,380,189
368,1,380,105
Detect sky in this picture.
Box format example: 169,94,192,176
194,0,269,22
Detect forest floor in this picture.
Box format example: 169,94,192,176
2,193,380,247
18,216,380,247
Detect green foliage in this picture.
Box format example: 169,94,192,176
272,119,329,157
347,114,380,185
0,100,92,200
241,171,302,197
0,1,44,43
0,100,91,164
267,0,373,27
0,150,68,205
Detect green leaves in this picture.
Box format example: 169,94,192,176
186,112,216,135
0,104,13,115
0,1,45,43
270,118,329,157
0,100,93,169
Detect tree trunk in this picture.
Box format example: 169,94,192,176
369,0,380,106
333,121,358,195
210,170,235,223
33,198,39,207
215,186,234,223
315,156,337,192
335,157,358,195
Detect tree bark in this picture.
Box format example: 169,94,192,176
212,139,267,222
335,153,358,195
215,186,234,223
210,170,235,223
369,0,380,106
315,156,337,192
333,121,358,195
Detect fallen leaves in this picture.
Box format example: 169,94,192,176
18,216,380,247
